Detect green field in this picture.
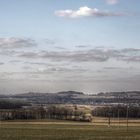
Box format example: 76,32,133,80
0,120,140,140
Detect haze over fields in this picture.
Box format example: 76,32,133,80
0,0,140,94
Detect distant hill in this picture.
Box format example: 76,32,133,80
97,91,140,98
0,91,140,106
58,91,84,95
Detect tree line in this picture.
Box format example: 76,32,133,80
92,105,140,118
0,105,92,122
0,100,30,109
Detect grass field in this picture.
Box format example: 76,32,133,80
0,119,140,140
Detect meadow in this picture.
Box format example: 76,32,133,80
0,119,140,140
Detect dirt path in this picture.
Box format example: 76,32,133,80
1,120,140,126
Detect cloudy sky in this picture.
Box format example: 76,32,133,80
0,0,140,94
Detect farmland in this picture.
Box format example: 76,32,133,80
0,119,140,140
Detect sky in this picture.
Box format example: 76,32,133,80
0,0,140,94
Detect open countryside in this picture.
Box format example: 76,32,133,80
0,91,140,140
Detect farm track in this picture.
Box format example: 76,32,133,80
1,118,140,126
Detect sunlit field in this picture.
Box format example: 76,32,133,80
0,119,140,140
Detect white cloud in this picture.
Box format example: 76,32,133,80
106,0,118,5
0,37,37,49
0,62,4,65
16,48,140,63
55,6,124,18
